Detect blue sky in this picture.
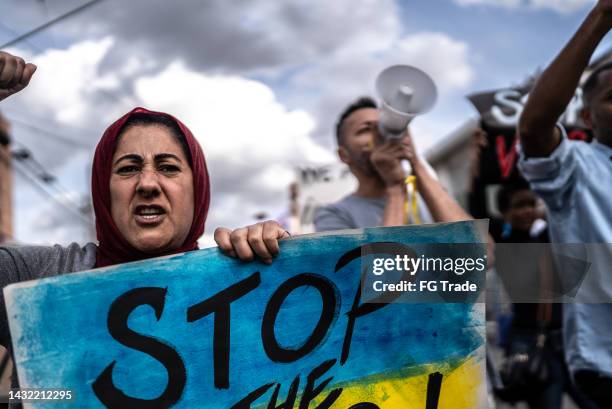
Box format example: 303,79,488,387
0,0,607,245
404,0,603,87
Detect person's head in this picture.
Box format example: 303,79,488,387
581,62,612,146
92,107,210,267
335,97,380,177
497,179,538,231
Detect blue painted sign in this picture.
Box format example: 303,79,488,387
5,222,486,408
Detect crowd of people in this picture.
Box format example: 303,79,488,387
0,1,611,409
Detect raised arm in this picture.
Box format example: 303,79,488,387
368,139,408,227
0,51,36,102
519,1,612,157
409,149,472,223
371,129,473,224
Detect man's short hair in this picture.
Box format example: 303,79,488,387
497,178,532,214
582,61,612,106
335,96,377,146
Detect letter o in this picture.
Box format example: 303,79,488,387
262,274,338,363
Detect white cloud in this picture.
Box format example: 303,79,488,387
15,151,94,246
291,31,473,96
454,0,521,8
10,38,122,126
288,31,475,150
6,36,336,243
46,0,400,75
132,61,335,229
2,3,479,246
394,33,473,91
133,62,333,166
454,0,595,13
530,0,595,14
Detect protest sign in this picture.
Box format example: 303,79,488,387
5,222,486,408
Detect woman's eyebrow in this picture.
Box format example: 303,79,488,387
114,154,143,166
154,153,182,162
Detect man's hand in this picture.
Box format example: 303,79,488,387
520,0,612,155
370,131,416,187
214,220,290,264
0,52,36,102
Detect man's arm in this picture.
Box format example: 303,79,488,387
519,1,612,157
370,139,409,226
381,185,405,226
410,153,472,223
0,51,36,102
371,131,472,224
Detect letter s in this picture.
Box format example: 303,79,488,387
92,287,186,408
491,90,523,126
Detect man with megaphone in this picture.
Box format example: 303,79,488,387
314,94,472,232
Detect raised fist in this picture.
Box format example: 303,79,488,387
0,51,36,102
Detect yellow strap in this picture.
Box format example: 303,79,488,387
404,175,420,225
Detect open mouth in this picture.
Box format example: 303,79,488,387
134,205,166,225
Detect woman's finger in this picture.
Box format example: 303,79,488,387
230,227,254,261
7,57,24,90
247,222,273,263
214,227,237,258
262,220,289,257
0,55,16,87
19,63,36,87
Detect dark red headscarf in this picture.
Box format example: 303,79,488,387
91,107,210,267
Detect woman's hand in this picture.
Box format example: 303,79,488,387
214,220,290,264
0,51,36,102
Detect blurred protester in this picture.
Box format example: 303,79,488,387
518,1,612,407
314,97,472,231
495,182,595,409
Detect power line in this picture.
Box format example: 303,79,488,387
12,160,90,224
10,117,91,149
0,0,105,50
3,108,99,138
0,148,90,224
10,142,91,215
2,115,94,213
0,21,43,53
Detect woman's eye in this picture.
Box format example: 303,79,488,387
159,164,180,173
116,165,139,174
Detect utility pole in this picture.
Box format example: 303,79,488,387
0,112,13,244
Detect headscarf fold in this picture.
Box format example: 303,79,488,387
92,107,210,267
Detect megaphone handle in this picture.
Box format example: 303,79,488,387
402,161,421,225
401,159,412,176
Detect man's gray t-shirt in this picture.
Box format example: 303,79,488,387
314,193,433,231
0,243,97,408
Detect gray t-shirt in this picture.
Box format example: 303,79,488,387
313,193,433,231
0,243,97,408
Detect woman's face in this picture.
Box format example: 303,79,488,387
110,124,194,254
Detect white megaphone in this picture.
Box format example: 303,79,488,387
375,65,437,140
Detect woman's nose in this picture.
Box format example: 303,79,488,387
136,169,161,198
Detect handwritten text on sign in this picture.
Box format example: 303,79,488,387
5,223,485,408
